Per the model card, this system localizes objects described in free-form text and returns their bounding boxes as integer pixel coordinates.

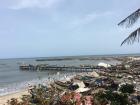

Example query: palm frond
[121,27,140,46]
[118,9,140,27]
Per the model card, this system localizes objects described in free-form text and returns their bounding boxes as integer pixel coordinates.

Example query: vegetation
[118,9,140,45]
[94,90,131,105]
[6,84,134,105]
[94,90,108,105]
[7,84,93,105]
[119,84,134,94]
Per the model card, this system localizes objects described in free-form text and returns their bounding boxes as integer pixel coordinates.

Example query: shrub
[119,84,134,94]
[94,90,131,105]
[105,91,130,105]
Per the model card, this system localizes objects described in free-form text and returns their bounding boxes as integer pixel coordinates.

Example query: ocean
[0,54,138,96]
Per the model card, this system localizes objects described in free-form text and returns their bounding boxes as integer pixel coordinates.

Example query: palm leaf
[118,9,140,27]
[121,27,140,46]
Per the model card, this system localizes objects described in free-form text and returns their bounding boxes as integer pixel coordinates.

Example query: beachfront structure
[19,64,107,72]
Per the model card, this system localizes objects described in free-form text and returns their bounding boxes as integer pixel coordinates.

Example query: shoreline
[1,59,140,105]
[1,56,139,104]
[0,89,29,105]
[0,72,77,95]
[0,72,81,105]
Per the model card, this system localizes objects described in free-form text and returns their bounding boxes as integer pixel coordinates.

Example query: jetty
[19,64,106,72]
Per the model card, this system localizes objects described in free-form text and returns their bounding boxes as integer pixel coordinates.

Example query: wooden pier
[19,64,105,72]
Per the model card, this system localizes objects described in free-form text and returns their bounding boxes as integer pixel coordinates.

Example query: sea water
[0,54,128,96]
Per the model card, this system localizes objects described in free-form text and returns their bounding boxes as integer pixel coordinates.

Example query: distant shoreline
[0,53,140,60]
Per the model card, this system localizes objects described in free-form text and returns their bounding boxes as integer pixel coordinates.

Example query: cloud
[70,11,113,28]
[10,0,64,10]
[71,13,98,26]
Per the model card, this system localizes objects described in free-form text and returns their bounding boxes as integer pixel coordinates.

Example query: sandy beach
[0,90,29,105]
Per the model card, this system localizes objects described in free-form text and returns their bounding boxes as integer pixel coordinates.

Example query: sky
[0,0,140,58]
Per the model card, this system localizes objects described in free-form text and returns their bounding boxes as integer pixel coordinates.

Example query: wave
[0,72,77,96]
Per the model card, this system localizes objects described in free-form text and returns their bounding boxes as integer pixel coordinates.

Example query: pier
[19,64,105,72]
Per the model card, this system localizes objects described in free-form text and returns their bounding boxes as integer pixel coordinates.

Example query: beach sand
[0,74,78,105]
[0,90,29,105]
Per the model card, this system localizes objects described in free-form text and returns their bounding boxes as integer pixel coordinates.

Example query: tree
[118,9,140,45]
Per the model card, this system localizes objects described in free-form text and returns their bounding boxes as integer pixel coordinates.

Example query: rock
[90,71,99,77]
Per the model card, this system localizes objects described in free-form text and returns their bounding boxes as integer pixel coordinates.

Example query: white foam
[0,72,78,96]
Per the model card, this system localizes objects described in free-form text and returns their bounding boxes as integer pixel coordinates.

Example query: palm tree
[118,9,140,45]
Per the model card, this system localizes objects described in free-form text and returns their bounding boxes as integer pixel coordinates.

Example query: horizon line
[1,53,140,60]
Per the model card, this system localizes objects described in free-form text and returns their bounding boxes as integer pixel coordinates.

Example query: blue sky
[0,0,140,58]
